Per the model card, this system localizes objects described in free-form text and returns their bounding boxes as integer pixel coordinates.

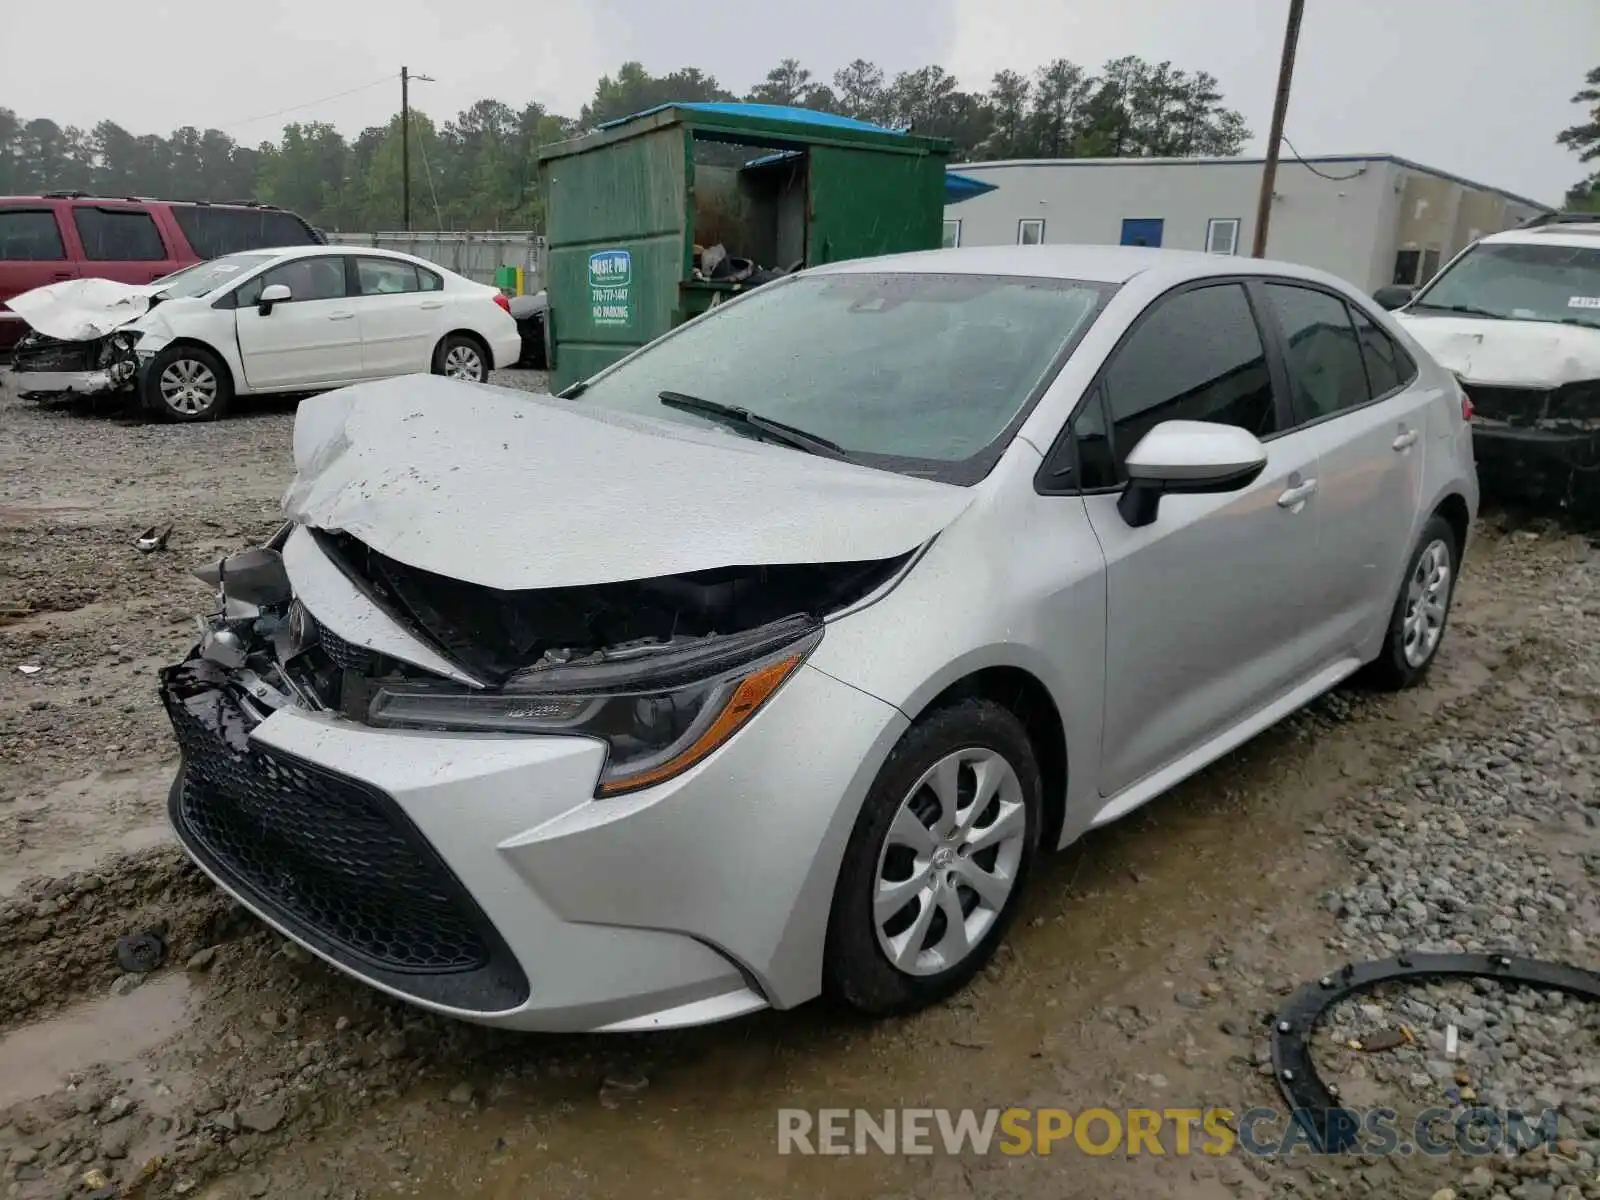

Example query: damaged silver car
[161,246,1479,1033]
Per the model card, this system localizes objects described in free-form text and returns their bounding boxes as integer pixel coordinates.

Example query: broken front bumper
[10,329,139,397]
[10,363,135,397]
[1467,381,1600,516]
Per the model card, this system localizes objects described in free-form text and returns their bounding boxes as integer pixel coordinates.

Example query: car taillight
[1460,390,1474,421]
[493,292,511,314]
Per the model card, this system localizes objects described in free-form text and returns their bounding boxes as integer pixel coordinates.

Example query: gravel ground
[0,371,1597,1200]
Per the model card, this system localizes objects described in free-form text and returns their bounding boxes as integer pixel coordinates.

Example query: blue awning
[944,172,998,204]
[600,101,905,134]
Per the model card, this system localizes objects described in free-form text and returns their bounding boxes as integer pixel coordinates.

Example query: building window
[1419,247,1441,283]
[1205,218,1241,256]
[942,219,961,249]
[1017,218,1045,246]
[1392,249,1422,286]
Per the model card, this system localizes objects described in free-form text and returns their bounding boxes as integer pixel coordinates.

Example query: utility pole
[400,66,434,231]
[1252,0,1306,258]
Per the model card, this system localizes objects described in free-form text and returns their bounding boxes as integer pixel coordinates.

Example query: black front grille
[160,659,529,1011]
[1468,385,1555,425]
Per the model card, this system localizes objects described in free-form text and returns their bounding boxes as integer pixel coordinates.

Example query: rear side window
[0,209,66,261]
[1100,283,1276,477]
[1262,283,1370,422]
[72,207,166,261]
[1348,306,1416,398]
[171,206,319,259]
[355,258,420,295]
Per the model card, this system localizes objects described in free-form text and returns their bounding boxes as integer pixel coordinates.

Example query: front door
[1254,281,1433,652]
[1120,218,1165,248]
[233,256,363,389]
[1079,281,1330,796]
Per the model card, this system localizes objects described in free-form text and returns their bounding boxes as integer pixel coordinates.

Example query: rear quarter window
[171,206,319,259]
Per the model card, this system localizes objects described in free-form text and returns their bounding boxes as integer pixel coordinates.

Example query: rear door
[66,203,178,285]
[1254,281,1430,654]
[232,256,363,388]
[0,203,77,349]
[349,256,443,376]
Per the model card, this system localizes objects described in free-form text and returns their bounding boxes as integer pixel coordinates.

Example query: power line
[216,75,395,136]
[1280,133,1366,181]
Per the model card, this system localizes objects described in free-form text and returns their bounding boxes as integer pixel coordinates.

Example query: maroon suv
[0,194,324,352]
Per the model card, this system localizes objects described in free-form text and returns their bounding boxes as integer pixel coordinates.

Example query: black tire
[824,698,1043,1017]
[432,334,490,382]
[143,343,233,422]
[1361,514,1459,691]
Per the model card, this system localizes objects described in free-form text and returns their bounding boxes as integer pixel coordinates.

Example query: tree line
[1560,65,1600,211]
[0,55,1250,232]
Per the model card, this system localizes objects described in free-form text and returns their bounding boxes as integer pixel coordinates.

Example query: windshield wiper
[1412,301,1504,319]
[658,391,847,459]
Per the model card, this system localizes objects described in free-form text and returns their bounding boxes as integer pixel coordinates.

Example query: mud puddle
[0,973,194,1109]
[0,766,174,897]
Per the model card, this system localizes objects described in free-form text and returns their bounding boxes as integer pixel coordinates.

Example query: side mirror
[258,283,292,315]
[1372,284,1416,311]
[1117,420,1268,529]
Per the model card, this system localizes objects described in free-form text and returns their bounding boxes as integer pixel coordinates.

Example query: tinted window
[1349,306,1414,397]
[576,272,1111,481]
[1071,386,1117,490]
[72,207,166,261]
[0,209,65,261]
[235,257,347,306]
[419,267,442,291]
[355,258,419,295]
[1101,284,1275,474]
[1264,284,1370,422]
[171,206,318,258]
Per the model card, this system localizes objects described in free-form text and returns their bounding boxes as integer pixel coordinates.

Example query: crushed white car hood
[282,375,975,590]
[5,277,172,341]
[1396,312,1600,388]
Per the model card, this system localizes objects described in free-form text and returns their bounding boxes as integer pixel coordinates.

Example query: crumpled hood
[1396,312,1600,388]
[6,277,173,341]
[282,375,976,590]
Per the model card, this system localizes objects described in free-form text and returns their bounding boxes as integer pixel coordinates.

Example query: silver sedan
[161,244,1478,1031]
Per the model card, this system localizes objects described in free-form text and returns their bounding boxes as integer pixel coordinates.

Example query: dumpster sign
[588,249,633,327]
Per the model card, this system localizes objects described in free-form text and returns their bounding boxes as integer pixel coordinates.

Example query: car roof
[1476,226,1600,252]
[808,243,1356,291]
[260,244,427,265]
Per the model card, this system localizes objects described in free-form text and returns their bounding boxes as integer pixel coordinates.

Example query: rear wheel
[824,699,1042,1017]
[1362,514,1458,690]
[145,344,232,422]
[433,334,489,382]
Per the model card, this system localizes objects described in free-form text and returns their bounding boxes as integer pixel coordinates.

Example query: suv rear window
[0,209,65,260]
[72,207,167,261]
[171,206,319,259]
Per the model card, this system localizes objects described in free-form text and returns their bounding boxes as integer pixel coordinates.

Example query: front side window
[1017,219,1045,246]
[1097,283,1276,480]
[72,207,166,261]
[355,258,420,296]
[1263,283,1371,423]
[1411,240,1600,328]
[574,271,1112,483]
[235,257,347,306]
[0,209,65,260]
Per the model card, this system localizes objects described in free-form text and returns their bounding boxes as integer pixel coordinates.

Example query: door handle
[419,301,444,310]
[52,271,72,279]
[328,311,355,321]
[1392,429,1418,450]
[1277,479,1318,509]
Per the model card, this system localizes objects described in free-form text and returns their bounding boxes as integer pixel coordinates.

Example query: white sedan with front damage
[5,246,521,421]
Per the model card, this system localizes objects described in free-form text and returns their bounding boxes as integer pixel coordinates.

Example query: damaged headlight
[366,617,823,796]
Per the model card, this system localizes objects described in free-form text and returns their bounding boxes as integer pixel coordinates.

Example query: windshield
[1412,240,1600,328]
[154,252,281,299]
[574,271,1112,483]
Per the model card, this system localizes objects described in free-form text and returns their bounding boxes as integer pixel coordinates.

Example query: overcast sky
[2,0,1593,205]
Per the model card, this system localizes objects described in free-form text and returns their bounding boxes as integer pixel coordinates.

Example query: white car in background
[7,245,521,422]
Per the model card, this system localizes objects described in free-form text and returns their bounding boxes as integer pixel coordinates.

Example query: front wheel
[433,334,489,382]
[144,344,233,422]
[1362,514,1459,690]
[824,699,1042,1017]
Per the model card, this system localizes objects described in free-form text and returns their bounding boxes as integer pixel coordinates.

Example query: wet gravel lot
[0,372,1597,1200]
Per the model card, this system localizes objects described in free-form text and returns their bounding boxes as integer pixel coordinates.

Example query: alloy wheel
[1402,538,1452,667]
[872,747,1028,977]
[443,344,484,380]
[160,359,219,416]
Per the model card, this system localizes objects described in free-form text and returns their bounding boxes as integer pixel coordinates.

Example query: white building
[941,155,1552,294]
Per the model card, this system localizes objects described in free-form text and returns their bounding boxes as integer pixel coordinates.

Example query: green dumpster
[536,101,953,392]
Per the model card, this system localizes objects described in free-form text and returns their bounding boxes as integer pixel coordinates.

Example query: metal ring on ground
[1269,952,1600,1153]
